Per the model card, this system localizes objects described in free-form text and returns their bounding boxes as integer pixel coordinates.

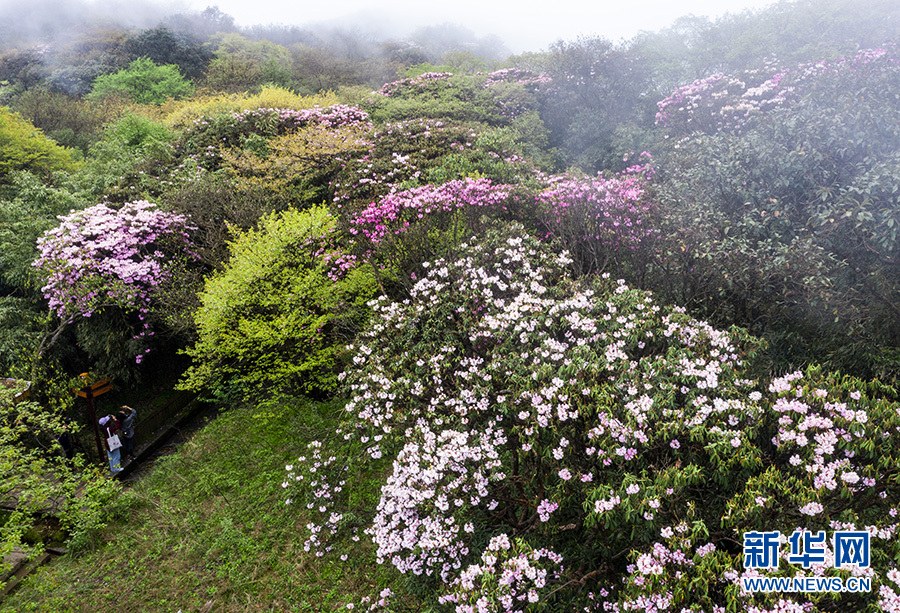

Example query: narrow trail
[2,401,221,599]
[117,401,221,483]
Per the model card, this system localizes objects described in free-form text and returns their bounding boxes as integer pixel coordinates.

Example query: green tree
[87,58,192,105]
[204,33,292,92]
[179,206,377,401]
[123,27,212,80]
[0,107,78,181]
[513,37,654,173]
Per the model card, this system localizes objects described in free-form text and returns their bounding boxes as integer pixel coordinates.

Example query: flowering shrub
[32,201,194,360]
[329,119,483,209]
[284,225,899,611]
[377,72,455,97]
[220,122,373,204]
[178,104,372,170]
[655,47,900,137]
[341,174,540,295]
[366,71,543,128]
[480,69,552,122]
[654,70,778,134]
[438,536,565,611]
[652,46,900,379]
[348,177,513,245]
[538,154,656,275]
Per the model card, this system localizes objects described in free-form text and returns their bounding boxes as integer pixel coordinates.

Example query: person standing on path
[118,405,137,462]
[99,414,122,474]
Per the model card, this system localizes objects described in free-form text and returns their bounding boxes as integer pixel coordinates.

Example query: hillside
[1,1,900,611]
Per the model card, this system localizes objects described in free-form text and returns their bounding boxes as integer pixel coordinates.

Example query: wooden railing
[132,390,196,446]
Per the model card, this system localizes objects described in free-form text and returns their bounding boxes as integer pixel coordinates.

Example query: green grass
[2,396,412,613]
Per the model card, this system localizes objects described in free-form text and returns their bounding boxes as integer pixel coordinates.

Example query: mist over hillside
[3,1,900,612]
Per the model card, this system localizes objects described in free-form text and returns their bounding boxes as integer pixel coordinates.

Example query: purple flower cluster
[368,422,506,579]
[538,156,657,271]
[656,46,900,136]
[349,178,512,245]
[377,72,455,97]
[33,201,193,326]
[438,536,564,612]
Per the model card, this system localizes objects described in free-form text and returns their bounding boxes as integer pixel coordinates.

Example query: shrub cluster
[283,224,900,611]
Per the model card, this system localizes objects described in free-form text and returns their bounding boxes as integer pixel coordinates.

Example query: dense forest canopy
[1,1,900,612]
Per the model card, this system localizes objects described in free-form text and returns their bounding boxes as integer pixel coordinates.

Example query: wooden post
[74,374,113,463]
[85,387,104,461]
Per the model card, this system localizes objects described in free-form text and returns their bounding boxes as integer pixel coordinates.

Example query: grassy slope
[3,397,408,613]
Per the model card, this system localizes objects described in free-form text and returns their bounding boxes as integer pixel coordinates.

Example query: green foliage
[69,139,144,202]
[154,175,283,335]
[653,49,900,380]
[0,171,87,293]
[291,45,363,94]
[10,89,107,153]
[0,107,78,181]
[0,396,406,613]
[0,386,120,570]
[87,58,193,105]
[0,297,43,376]
[103,112,173,149]
[179,206,377,401]
[204,33,293,93]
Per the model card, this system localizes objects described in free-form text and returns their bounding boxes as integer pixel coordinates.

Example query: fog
[0,0,780,54]
[0,0,184,47]
[178,0,781,52]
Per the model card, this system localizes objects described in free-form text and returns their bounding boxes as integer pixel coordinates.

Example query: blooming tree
[652,46,900,379]
[538,155,657,275]
[348,177,513,245]
[284,225,899,611]
[655,47,899,137]
[33,200,194,362]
